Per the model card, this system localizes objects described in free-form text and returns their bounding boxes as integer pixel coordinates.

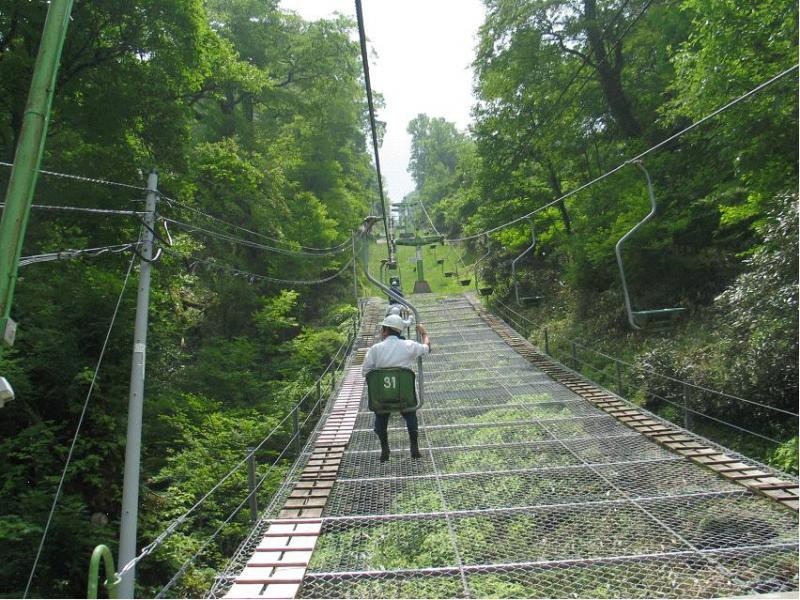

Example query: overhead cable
[0,203,145,216]
[0,160,149,192]
[165,245,360,286]
[417,199,442,237]
[355,0,392,257]
[163,217,352,258]
[189,254,357,286]
[23,255,137,599]
[19,242,141,268]
[160,195,353,254]
[449,63,799,243]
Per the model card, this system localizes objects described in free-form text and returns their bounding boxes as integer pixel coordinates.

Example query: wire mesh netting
[297,294,798,599]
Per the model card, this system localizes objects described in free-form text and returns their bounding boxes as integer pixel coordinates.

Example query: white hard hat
[382,314,406,332]
[388,305,402,316]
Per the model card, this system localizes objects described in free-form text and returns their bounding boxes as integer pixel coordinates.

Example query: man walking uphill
[362,314,431,461]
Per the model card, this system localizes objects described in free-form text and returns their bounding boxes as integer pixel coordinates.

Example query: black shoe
[378,433,390,462]
[409,432,421,459]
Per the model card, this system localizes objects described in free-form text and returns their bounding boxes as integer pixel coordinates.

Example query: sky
[280,0,486,204]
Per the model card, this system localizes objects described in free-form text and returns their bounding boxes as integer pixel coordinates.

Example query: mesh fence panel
[289,294,797,598]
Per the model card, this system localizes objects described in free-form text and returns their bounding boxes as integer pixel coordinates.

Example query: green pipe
[87,545,120,599]
[0,0,74,351]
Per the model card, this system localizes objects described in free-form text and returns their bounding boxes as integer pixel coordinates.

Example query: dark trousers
[373,411,418,437]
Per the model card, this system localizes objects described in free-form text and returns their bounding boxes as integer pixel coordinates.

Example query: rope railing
[156,439,299,599]
[114,310,363,588]
[487,298,796,456]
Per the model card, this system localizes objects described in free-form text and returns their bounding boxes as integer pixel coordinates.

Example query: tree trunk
[546,161,573,234]
[583,0,642,138]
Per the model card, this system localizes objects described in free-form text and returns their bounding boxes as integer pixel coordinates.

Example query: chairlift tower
[394,231,443,293]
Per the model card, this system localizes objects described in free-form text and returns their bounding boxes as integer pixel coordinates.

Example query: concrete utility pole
[0,0,74,363]
[352,231,359,303]
[118,171,158,598]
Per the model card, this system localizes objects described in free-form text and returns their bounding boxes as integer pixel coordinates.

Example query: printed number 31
[383,376,397,389]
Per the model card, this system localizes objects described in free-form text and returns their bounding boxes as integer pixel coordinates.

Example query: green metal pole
[87,545,120,599]
[0,0,74,353]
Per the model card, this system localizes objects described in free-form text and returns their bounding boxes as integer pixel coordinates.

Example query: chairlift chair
[511,218,544,306]
[473,236,494,296]
[614,161,687,330]
[366,368,422,414]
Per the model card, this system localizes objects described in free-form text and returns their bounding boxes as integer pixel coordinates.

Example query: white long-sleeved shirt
[361,334,430,375]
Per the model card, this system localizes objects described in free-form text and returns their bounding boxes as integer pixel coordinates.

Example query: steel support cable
[19,242,142,267]
[116,410,299,579]
[159,195,354,254]
[164,246,359,286]
[208,323,363,599]
[23,254,137,599]
[645,390,785,446]
[354,0,392,259]
[163,217,354,258]
[448,64,800,243]
[355,413,609,435]
[164,320,363,597]
[116,327,358,581]
[534,325,791,478]
[0,202,146,216]
[344,431,641,455]
[417,198,442,237]
[0,160,149,191]
[336,455,681,485]
[567,338,800,418]
[490,297,800,419]
[156,439,298,599]
[318,489,745,524]
[297,541,799,580]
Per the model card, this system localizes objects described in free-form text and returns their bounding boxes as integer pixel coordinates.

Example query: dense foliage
[0,1,376,597]
[0,0,796,597]
[403,0,797,467]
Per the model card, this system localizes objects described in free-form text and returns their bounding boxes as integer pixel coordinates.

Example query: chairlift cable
[448,64,799,243]
[355,0,392,259]
[163,217,351,258]
[160,195,352,254]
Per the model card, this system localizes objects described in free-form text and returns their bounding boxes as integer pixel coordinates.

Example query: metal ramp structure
[211,294,798,600]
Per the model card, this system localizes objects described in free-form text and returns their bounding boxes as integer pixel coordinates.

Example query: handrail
[359,224,425,405]
[111,303,361,584]
[511,218,537,306]
[614,160,656,330]
[87,545,120,599]
[490,298,799,419]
